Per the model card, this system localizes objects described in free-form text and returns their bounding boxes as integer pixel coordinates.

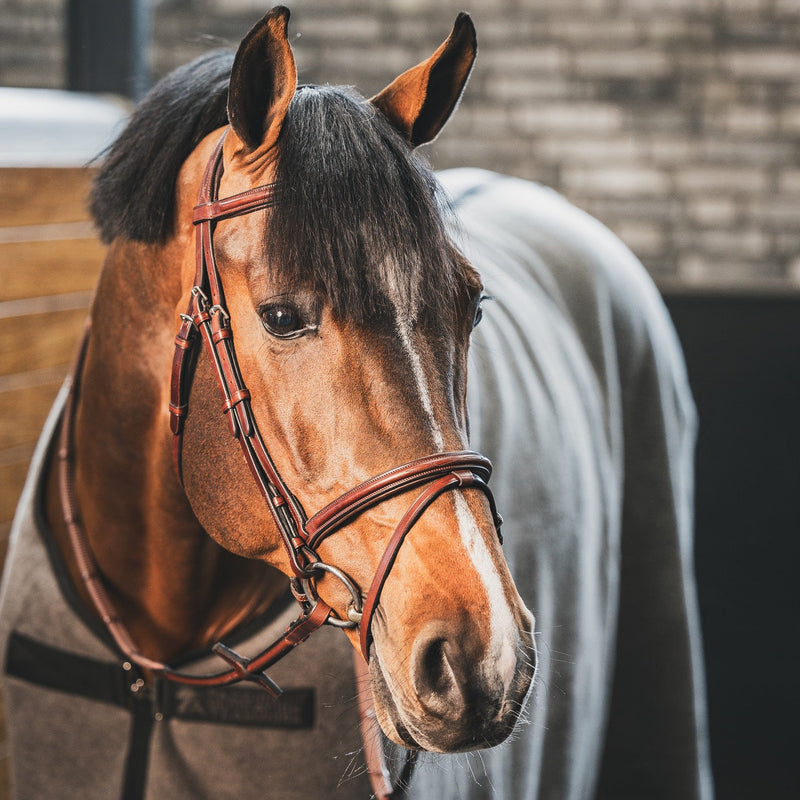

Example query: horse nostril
[421,638,450,693]
[412,635,466,716]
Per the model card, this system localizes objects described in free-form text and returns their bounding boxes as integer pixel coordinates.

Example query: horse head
[172,7,534,753]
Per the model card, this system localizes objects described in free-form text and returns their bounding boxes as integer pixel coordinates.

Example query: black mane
[91,55,466,325]
[91,51,233,244]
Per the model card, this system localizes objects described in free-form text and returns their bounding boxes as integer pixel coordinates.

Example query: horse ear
[370,12,476,147]
[227,6,297,154]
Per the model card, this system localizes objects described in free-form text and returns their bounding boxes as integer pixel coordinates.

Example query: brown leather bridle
[60,131,503,702]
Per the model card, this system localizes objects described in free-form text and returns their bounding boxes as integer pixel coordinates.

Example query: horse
[0,7,712,800]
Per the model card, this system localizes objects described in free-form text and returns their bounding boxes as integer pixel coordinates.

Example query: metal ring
[302,562,363,629]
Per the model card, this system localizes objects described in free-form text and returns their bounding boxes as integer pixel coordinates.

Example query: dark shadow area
[664,290,800,800]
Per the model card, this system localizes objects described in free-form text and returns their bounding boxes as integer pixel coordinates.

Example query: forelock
[264,85,464,326]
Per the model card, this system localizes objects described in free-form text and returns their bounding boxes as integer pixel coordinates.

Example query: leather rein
[60,130,503,702]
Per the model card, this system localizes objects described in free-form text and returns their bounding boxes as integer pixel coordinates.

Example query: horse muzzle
[369,612,536,753]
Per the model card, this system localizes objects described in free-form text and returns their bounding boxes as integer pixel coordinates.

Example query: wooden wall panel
[0,376,65,450]
[0,168,95,226]
[0,166,104,538]
[0,307,90,375]
[0,460,32,523]
[0,237,103,301]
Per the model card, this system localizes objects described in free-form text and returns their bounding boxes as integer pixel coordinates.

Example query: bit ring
[302,562,363,629]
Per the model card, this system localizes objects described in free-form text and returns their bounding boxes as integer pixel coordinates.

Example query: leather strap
[172,134,312,579]
[305,452,502,659]
[354,652,416,800]
[358,469,497,661]
[60,325,331,693]
[193,184,282,224]
[305,451,497,549]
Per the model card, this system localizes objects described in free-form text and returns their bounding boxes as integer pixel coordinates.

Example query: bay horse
[0,7,712,800]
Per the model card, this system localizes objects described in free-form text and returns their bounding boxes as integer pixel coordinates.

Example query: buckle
[211,642,283,697]
[191,285,210,310]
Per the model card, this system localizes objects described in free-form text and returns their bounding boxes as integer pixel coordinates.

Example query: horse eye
[260,303,304,338]
[473,295,488,328]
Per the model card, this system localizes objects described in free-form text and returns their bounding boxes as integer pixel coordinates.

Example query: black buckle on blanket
[211,641,283,696]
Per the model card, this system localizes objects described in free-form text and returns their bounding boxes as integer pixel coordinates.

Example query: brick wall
[0,0,64,88]
[3,0,800,288]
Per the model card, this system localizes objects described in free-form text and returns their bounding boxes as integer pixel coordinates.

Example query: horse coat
[0,169,712,799]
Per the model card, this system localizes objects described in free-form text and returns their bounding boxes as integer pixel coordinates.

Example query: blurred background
[1,1,798,798]
[5,0,800,287]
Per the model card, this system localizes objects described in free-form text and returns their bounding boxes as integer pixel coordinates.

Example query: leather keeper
[173,332,193,350]
[212,327,232,343]
[283,602,331,646]
[169,402,188,417]
[168,402,188,435]
[235,402,254,438]
[192,309,212,326]
[222,389,251,411]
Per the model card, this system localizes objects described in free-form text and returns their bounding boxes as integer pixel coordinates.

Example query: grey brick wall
[3,0,799,289]
[0,0,64,88]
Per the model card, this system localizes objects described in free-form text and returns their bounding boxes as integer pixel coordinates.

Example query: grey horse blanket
[0,383,371,799]
[0,169,712,799]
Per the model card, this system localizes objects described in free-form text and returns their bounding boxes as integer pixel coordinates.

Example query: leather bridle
[60,130,503,701]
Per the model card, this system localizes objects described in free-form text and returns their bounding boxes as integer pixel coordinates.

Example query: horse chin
[368,634,535,754]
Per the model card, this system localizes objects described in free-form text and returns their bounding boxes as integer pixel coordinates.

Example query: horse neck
[46,237,283,661]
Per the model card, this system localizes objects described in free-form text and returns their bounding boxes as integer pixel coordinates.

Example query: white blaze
[393,309,518,689]
[395,318,445,451]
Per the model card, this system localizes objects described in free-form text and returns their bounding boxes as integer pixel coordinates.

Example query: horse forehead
[210,225,463,342]
[335,316,463,389]
[211,212,268,276]
[206,153,281,268]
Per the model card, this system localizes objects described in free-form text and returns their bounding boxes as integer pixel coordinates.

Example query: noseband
[62,131,502,699]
